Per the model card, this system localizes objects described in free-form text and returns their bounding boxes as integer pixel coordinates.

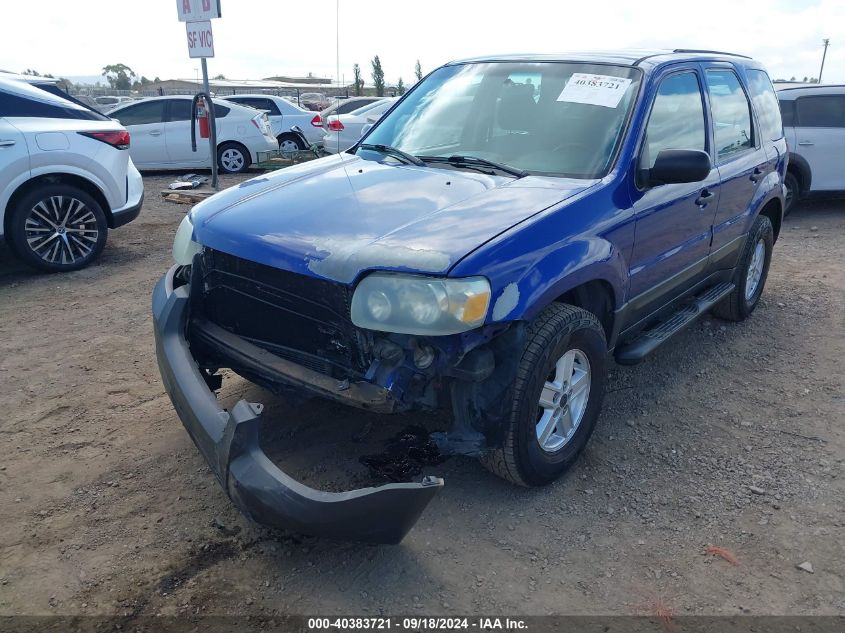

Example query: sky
[3,0,843,85]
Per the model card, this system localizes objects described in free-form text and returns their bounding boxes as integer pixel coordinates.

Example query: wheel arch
[4,173,114,239]
[758,197,783,243]
[787,152,812,197]
[494,239,626,348]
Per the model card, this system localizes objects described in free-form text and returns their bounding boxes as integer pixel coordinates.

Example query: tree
[371,55,385,97]
[213,74,227,80]
[397,77,406,95]
[789,76,796,81]
[23,69,41,76]
[415,59,422,82]
[352,63,364,96]
[102,64,136,90]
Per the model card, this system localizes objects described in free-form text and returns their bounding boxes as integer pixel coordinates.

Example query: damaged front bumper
[152,265,444,544]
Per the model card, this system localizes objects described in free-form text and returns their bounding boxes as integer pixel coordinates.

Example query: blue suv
[153,50,786,543]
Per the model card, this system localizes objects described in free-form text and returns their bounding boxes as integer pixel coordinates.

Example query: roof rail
[672,49,752,59]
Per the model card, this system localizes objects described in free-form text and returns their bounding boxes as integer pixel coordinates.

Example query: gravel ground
[0,172,843,619]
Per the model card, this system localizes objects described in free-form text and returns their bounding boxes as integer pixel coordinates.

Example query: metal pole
[818,38,830,83]
[336,0,340,93]
[201,57,219,190]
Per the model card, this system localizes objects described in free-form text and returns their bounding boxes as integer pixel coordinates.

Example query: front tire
[8,185,107,272]
[217,142,250,174]
[481,304,607,487]
[712,214,774,322]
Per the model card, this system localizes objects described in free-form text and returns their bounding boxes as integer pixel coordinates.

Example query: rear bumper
[152,266,443,544]
[111,161,144,228]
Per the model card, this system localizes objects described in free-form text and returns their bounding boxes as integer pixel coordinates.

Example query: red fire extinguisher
[196,101,210,139]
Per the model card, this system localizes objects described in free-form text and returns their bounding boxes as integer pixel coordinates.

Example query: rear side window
[165,100,231,122]
[705,69,754,160]
[796,96,845,128]
[113,101,166,125]
[641,72,706,169]
[779,99,796,127]
[746,70,784,141]
[336,100,374,115]
[230,97,279,115]
[0,90,108,121]
[168,99,192,121]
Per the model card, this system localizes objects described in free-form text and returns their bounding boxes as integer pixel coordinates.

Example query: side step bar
[615,282,735,365]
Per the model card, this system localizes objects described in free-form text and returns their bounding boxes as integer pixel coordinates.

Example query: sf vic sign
[177,0,220,59]
[176,0,221,22]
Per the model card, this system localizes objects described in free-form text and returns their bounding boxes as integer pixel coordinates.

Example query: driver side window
[642,72,707,170]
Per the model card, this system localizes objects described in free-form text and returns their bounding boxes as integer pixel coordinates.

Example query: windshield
[361,62,641,179]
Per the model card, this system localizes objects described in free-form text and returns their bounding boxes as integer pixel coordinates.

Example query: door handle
[750,167,764,183]
[149,130,162,137]
[797,141,814,146]
[695,189,715,208]
[0,139,15,147]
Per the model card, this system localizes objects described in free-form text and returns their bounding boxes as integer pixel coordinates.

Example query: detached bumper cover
[152,266,443,544]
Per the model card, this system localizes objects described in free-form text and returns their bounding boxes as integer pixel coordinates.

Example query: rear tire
[480,304,607,487]
[712,215,774,322]
[8,184,107,272]
[217,142,250,174]
[277,133,305,154]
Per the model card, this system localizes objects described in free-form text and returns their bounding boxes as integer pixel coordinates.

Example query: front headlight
[172,214,203,265]
[351,273,491,335]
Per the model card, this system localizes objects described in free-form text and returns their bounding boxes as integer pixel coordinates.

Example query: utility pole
[818,38,830,83]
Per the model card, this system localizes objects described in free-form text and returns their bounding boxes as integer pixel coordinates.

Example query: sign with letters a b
[177,0,221,22]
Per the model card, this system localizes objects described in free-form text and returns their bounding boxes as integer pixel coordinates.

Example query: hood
[190,154,596,283]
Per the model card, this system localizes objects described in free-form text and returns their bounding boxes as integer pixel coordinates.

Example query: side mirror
[360,123,373,136]
[646,149,712,186]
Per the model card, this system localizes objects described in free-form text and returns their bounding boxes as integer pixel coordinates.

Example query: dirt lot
[0,172,843,619]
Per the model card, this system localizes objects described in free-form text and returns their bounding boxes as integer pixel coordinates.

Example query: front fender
[487,237,627,324]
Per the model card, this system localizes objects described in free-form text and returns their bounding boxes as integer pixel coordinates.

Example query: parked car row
[107,96,278,173]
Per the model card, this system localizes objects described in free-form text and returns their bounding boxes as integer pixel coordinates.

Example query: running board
[615,282,735,365]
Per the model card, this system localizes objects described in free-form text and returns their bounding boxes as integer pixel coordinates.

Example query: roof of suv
[776,84,845,99]
[450,49,757,70]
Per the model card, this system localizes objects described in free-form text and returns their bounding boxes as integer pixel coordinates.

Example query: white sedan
[108,96,278,173]
[321,99,396,154]
[222,94,326,150]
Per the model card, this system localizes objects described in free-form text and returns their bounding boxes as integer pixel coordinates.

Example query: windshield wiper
[421,155,528,178]
[358,143,426,167]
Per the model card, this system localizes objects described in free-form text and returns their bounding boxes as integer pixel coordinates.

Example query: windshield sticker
[557,73,633,108]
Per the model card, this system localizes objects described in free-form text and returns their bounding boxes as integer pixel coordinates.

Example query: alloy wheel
[220,147,245,172]
[24,196,99,266]
[536,348,591,453]
[745,238,766,301]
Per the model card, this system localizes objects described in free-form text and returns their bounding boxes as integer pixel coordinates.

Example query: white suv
[0,76,144,272]
[108,96,278,173]
[777,84,845,214]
